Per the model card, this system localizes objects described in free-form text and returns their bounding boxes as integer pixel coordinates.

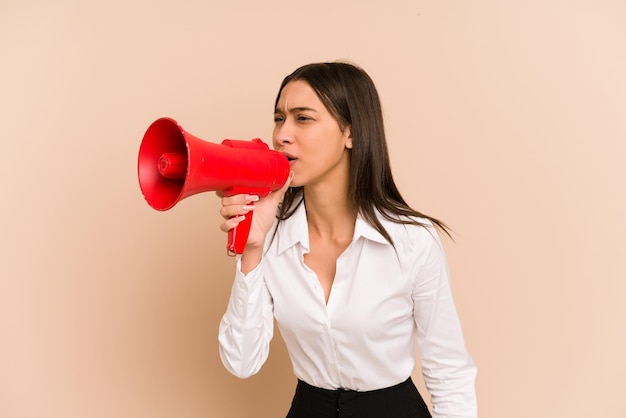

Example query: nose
[273,121,294,147]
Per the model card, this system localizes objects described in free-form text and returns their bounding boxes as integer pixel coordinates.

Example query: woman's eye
[297,115,312,122]
[273,115,284,123]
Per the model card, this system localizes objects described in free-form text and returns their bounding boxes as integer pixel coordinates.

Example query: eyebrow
[274,106,319,114]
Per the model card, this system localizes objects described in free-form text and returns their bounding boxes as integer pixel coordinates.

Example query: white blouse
[219,203,477,418]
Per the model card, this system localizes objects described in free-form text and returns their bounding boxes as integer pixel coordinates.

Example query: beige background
[1,1,625,417]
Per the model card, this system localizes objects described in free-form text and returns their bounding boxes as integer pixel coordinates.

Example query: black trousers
[286,377,431,418]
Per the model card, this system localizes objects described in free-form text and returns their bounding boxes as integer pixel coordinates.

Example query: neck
[303,183,357,241]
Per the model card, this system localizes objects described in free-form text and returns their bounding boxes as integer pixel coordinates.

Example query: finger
[219,204,255,220]
[219,215,246,232]
[221,194,260,207]
[267,171,294,204]
[281,171,295,192]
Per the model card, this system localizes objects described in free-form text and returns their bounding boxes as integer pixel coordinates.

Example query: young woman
[216,62,477,418]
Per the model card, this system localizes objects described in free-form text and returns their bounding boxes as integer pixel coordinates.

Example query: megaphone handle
[227,206,254,256]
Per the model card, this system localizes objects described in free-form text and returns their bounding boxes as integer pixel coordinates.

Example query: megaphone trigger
[227,208,254,256]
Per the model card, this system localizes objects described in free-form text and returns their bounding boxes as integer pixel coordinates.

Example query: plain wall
[1,1,625,417]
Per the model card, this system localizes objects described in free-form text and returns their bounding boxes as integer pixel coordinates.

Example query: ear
[343,126,352,149]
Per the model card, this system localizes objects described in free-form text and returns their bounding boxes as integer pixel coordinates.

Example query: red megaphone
[137,117,290,255]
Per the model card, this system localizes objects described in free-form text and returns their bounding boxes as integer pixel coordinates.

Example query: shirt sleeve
[218,256,275,378]
[412,230,478,418]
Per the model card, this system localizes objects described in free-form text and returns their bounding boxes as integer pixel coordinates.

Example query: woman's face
[273,80,352,188]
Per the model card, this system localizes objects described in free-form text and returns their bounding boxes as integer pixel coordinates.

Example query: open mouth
[283,153,297,164]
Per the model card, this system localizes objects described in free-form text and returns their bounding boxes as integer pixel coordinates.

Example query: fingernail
[247,195,259,202]
[242,205,255,211]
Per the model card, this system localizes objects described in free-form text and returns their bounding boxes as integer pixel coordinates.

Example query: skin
[219,80,355,303]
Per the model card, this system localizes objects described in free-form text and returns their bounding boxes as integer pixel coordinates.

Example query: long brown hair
[274,62,451,245]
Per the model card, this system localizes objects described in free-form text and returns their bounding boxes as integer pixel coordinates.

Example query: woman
[217,62,477,418]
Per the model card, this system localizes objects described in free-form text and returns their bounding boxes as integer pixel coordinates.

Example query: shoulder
[378,212,440,246]
[373,214,452,293]
[376,212,447,266]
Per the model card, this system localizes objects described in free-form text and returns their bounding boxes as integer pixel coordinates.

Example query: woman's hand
[217,172,293,269]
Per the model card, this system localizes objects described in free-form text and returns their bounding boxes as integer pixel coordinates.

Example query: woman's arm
[216,174,292,376]
[218,257,275,378]
[412,230,478,418]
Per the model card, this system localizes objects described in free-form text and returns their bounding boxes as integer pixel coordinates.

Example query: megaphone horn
[137,117,290,255]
